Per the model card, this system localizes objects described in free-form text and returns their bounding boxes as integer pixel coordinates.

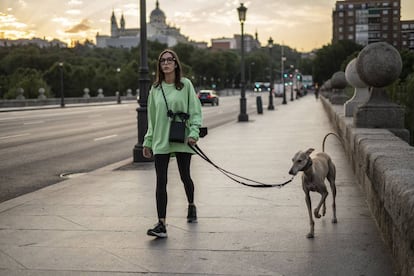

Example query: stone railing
[0,87,138,108]
[321,42,413,276]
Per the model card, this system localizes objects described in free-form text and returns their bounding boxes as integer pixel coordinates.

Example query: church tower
[120,14,125,32]
[111,11,119,37]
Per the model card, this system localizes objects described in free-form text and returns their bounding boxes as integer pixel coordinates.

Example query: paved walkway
[0,95,396,275]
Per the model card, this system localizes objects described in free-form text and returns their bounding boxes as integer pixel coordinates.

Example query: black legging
[154,152,194,219]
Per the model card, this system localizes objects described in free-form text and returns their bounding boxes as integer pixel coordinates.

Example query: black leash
[189,144,294,188]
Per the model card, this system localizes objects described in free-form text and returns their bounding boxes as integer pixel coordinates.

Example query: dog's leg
[322,200,326,217]
[305,192,314,238]
[314,191,328,219]
[328,168,337,224]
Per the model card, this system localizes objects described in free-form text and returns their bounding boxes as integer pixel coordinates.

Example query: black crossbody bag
[160,84,207,143]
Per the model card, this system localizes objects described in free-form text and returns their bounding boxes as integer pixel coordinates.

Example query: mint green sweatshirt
[143,77,203,155]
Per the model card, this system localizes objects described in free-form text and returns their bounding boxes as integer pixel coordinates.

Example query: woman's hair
[154,49,184,90]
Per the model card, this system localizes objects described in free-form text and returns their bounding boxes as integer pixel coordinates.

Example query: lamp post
[58,62,65,108]
[116,67,121,104]
[248,62,255,89]
[237,3,248,122]
[281,45,287,104]
[267,37,275,110]
[290,64,294,101]
[133,0,152,162]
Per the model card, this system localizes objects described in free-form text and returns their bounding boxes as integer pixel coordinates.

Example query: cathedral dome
[150,1,166,25]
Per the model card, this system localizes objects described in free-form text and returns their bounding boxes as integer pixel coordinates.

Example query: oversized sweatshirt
[143,77,203,155]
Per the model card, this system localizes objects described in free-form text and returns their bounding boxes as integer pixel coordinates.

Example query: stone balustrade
[0,87,138,108]
[322,42,413,276]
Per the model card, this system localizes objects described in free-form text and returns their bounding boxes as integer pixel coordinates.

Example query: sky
[1,0,414,52]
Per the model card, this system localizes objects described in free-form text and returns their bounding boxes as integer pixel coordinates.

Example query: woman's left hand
[188,137,197,146]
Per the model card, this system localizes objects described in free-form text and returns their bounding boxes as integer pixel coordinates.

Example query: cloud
[65,18,91,33]
[68,0,82,6]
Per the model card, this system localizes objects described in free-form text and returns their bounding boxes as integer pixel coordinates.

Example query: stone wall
[0,96,137,108]
[321,97,414,276]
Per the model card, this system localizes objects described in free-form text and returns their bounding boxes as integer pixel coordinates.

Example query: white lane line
[23,121,45,125]
[0,133,31,140]
[94,134,118,141]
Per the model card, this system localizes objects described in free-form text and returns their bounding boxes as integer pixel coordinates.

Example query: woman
[143,49,202,238]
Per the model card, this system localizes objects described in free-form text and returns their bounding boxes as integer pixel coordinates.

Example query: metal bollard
[116,91,121,104]
[256,96,263,114]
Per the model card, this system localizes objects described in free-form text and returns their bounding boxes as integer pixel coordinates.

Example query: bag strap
[189,144,294,188]
[159,84,173,118]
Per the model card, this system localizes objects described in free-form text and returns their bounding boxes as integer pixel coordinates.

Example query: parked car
[198,90,219,106]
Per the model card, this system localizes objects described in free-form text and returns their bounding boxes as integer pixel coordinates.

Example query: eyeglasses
[159,57,175,64]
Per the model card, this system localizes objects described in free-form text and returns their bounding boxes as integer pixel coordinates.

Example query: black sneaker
[147,221,167,238]
[187,204,197,223]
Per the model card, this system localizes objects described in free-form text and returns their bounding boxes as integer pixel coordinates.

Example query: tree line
[0,40,305,99]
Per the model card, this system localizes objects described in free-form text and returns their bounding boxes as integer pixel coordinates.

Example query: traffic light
[296,74,302,81]
[289,73,293,79]
[283,73,288,78]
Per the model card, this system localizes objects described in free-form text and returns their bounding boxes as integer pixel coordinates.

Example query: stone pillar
[344,58,369,117]
[354,42,409,142]
[83,88,90,98]
[320,79,332,99]
[126,89,133,97]
[97,88,104,98]
[38,88,47,99]
[330,71,348,105]
[16,88,25,100]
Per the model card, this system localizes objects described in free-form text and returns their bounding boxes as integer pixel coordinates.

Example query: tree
[5,68,50,99]
[312,40,362,85]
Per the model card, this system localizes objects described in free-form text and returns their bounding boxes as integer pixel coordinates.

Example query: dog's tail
[322,132,344,152]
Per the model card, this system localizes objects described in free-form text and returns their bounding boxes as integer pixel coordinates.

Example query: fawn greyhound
[288,133,339,238]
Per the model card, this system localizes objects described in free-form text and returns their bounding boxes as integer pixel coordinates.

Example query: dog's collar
[302,158,313,171]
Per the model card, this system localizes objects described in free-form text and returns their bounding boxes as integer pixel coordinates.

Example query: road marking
[0,133,31,140]
[94,134,118,141]
[23,121,45,125]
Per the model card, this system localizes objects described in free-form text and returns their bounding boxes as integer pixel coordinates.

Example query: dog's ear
[305,148,315,156]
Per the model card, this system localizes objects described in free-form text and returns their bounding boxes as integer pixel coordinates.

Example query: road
[0,93,272,202]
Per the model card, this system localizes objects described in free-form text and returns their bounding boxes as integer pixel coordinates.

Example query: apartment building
[332,0,401,49]
[401,20,414,51]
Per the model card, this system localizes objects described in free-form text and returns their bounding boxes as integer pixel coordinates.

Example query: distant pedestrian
[143,49,203,238]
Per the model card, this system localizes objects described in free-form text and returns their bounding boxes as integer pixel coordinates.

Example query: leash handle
[189,144,294,188]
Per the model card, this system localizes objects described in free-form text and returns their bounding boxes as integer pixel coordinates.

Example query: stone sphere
[356,42,402,87]
[322,79,332,90]
[345,58,367,88]
[331,71,347,89]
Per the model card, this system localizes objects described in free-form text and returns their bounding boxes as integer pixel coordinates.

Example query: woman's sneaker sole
[147,231,167,238]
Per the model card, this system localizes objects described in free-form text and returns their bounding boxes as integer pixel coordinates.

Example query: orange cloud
[65,19,91,33]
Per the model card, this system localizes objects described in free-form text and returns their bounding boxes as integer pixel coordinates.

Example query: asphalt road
[0,93,271,202]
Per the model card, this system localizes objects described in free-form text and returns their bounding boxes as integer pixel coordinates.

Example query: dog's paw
[314,210,321,219]
[306,233,314,239]
[332,218,337,224]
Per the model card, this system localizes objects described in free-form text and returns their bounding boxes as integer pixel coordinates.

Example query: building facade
[401,20,414,51]
[332,0,402,49]
[96,1,190,48]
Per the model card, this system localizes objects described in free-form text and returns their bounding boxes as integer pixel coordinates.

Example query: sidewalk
[0,95,396,275]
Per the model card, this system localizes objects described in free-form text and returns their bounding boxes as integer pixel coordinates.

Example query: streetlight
[237,3,248,122]
[267,37,275,110]
[133,0,152,162]
[116,67,121,104]
[290,64,294,101]
[281,44,287,104]
[248,62,255,89]
[58,62,65,108]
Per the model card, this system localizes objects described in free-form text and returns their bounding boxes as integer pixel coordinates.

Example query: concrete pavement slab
[0,95,396,275]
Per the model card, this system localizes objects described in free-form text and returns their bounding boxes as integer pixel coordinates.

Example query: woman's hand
[187,137,197,146]
[143,147,153,158]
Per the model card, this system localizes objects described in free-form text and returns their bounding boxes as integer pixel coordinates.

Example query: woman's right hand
[143,147,153,159]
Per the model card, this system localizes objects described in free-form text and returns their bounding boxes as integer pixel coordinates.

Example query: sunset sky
[1,0,414,51]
